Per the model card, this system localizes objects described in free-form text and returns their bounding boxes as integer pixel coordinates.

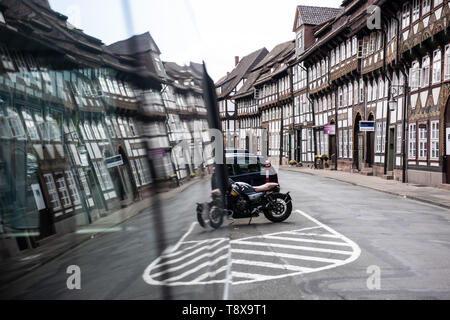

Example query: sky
[49,0,342,82]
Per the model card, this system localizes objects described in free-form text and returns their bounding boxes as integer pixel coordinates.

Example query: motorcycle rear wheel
[264,193,292,223]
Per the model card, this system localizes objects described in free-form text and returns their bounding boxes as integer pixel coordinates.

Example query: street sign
[324,125,336,135]
[105,155,124,169]
[360,121,375,132]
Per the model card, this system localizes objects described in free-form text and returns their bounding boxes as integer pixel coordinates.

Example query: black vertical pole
[202,63,228,207]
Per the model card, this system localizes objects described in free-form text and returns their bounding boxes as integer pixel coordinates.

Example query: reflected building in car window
[0,0,210,259]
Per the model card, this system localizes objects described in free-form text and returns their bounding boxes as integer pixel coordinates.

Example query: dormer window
[297,13,302,29]
[296,29,304,53]
[0,11,5,24]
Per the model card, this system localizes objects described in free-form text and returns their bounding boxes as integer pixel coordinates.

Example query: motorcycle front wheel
[264,193,292,223]
[196,203,207,228]
[209,206,224,229]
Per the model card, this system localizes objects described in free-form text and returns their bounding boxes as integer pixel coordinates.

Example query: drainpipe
[335,84,339,171]
[288,66,295,161]
[382,21,390,176]
[278,80,283,166]
[302,64,318,169]
[400,66,410,184]
[392,13,409,184]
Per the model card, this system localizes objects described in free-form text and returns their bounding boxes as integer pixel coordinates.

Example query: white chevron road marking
[143,209,361,286]
[232,240,354,255]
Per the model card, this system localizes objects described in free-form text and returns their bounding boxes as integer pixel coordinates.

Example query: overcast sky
[49,0,342,82]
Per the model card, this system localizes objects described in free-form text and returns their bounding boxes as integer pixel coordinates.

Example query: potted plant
[289,160,297,167]
[314,155,323,169]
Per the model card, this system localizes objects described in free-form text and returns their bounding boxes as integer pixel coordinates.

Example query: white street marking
[231,249,342,264]
[232,259,314,272]
[159,239,226,262]
[233,240,353,255]
[143,210,361,287]
[263,235,353,247]
[152,245,230,277]
[285,231,341,239]
[159,254,229,283]
[231,272,273,281]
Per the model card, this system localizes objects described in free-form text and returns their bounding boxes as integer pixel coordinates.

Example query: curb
[280,168,450,211]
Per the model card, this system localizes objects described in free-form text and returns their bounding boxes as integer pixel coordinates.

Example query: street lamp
[388,96,397,112]
[389,85,402,112]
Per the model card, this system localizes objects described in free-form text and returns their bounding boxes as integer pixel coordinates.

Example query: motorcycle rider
[210,166,233,197]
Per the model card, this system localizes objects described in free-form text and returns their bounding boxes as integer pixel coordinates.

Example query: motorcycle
[196,181,293,229]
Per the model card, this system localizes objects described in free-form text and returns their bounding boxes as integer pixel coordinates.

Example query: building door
[358,133,364,171]
[388,127,395,172]
[445,98,450,184]
[118,147,138,200]
[330,135,337,167]
[353,114,364,170]
[366,114,374,167]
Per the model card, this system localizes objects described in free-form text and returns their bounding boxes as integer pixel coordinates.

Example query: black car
[225,153,278,186]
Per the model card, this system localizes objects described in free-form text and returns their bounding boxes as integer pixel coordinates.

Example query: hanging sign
[360,121,375,132]
[324,125,336,135]
[105,155,124,168]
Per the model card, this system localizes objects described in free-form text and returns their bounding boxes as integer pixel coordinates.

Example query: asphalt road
[2,170,450,300]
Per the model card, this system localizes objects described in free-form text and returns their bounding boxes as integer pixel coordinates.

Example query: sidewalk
[0,176,205,289]
[280,166,450,210]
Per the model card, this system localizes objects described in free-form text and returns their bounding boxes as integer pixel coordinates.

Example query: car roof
[225,153,258,158]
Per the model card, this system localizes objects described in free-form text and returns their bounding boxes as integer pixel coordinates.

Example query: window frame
[409,123,417,159]
[430,120,440,160]
[412,0,420,22]
[432,49,442,84]
[445,44,450,80]
[418,123,428,160]
[421,55,430,87]
[402,3,411,29]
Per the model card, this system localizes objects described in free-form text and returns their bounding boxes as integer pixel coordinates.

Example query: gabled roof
[252,40,294,71]
[233,69,262,100]
[301,1,368,62]
[0,0,162,89]
[31,0,51,10]
[293,5,341,31]
[189,62,203,77]
[163,61,203,93]
[252,40,295,87]
[215,47,268,99]
[108,32,161,56]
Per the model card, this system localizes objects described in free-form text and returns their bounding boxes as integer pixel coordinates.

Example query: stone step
[438,184,450,191]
